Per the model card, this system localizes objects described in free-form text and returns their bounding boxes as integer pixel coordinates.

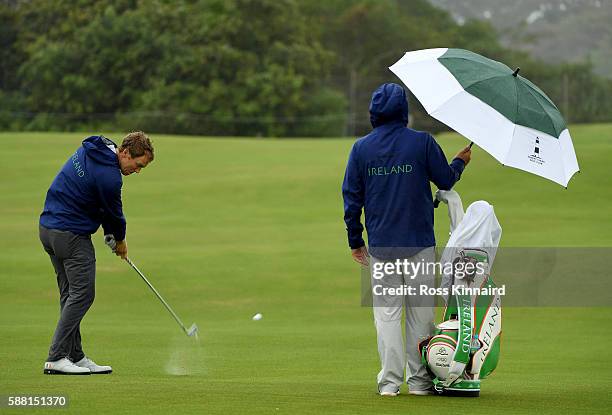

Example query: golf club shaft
[125,257,189,335]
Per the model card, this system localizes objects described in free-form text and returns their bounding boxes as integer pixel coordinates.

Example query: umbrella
[389,48,579,187]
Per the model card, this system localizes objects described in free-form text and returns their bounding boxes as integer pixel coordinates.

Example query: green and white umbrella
[389,48,579,187]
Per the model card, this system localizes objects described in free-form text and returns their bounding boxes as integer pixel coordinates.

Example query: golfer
[39,132,154,375]
[342,83,470,395]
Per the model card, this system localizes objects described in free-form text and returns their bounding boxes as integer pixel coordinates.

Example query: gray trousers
[39,225,96,362]
[370,247,435,393]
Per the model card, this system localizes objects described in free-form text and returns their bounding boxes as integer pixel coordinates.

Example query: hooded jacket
[40,135,126,241]
[342,83,465,255]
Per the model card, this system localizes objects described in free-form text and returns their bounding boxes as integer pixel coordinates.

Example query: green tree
[0,3,25,129]
[2,0,611,136]
[15,0,343,136]
[303,0,478,135]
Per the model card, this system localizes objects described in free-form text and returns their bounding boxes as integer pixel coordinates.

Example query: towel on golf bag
[436,190,502,297]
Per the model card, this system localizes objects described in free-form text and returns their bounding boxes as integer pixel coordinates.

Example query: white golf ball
[252,313,263,321]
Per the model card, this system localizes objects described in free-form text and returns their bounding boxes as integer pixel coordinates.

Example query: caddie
[342,83,470,396]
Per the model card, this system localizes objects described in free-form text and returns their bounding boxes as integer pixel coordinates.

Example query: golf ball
[252,313,263,321]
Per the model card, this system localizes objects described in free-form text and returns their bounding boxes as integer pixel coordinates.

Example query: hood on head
[82,135,119,167]
[369,83,409,128]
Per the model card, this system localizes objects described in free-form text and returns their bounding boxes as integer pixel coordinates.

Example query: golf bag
[419,190,502,397]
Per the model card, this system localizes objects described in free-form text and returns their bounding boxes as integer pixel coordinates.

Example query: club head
[186,323,199,337]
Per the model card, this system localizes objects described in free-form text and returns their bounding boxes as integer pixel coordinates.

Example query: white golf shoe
[74,357,112,374]
[43,358,91,375]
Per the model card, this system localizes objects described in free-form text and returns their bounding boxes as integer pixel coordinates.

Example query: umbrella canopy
[389,48,579,187]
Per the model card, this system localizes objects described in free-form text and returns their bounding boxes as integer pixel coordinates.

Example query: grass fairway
[1,125,611,414]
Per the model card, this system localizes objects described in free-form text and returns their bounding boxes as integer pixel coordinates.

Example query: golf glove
[104,234,117,252]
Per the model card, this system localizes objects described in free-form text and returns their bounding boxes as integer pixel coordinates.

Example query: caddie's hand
[351,246,369,266]
[114,240,128,260]
[104,234,117,252]
[454,145,472,166]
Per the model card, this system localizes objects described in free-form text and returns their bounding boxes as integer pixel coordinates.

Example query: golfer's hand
[115,240,128,260]
[351,246,369,266]
[455,146,472,166]
[104,234,117,252]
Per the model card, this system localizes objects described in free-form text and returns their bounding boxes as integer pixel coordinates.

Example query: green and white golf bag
[419,190,502,397]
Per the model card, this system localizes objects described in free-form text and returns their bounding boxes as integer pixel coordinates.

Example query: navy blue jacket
[342,83,465,253]
[40,135,126,241]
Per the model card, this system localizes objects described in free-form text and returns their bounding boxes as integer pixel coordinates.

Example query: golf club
[125,257,198,338]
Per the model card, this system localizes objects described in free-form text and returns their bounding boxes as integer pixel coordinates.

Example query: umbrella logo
[528,137,545,165]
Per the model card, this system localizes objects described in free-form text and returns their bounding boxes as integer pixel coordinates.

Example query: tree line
[1,0,610,137]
